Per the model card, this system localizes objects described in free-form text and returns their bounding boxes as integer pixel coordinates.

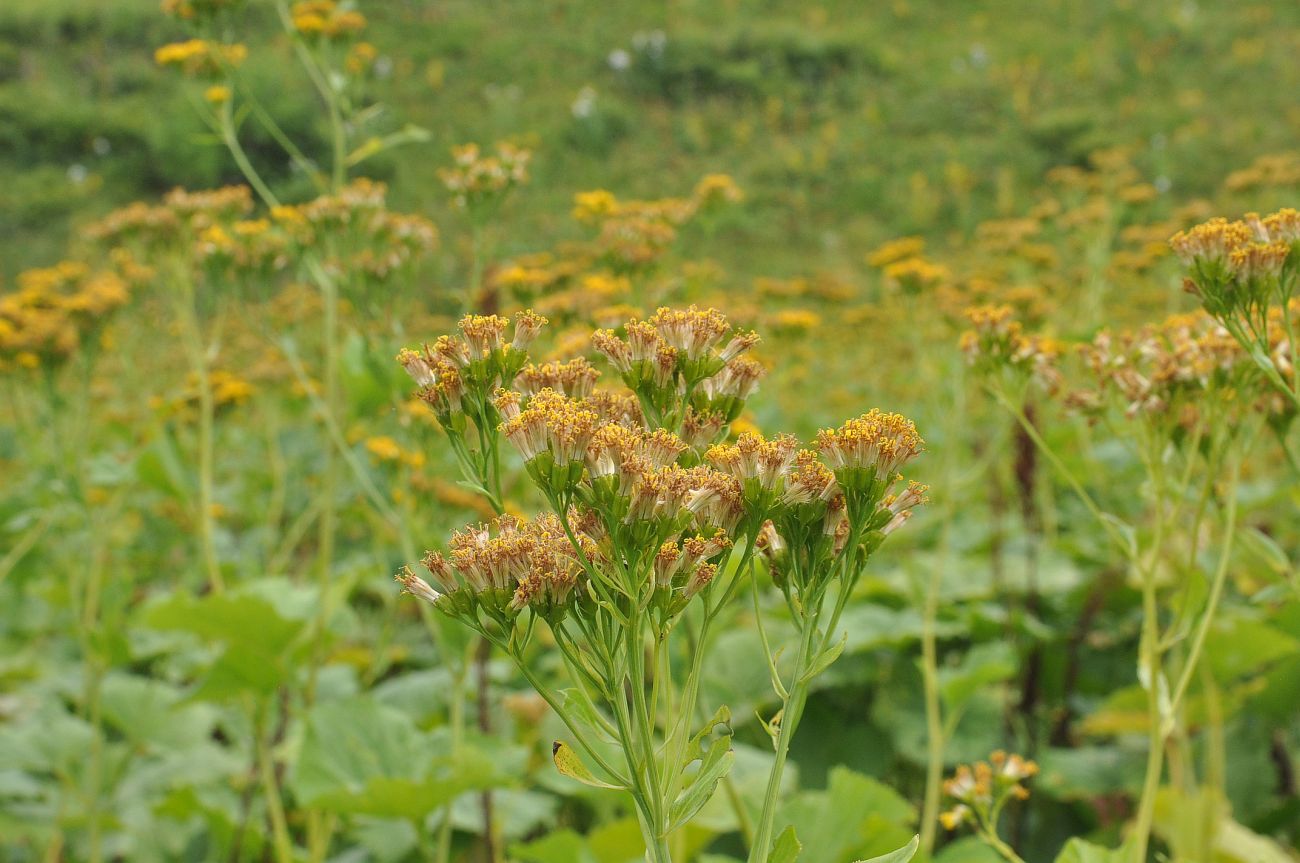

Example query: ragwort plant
[395,306,926,862]
[961,286,1293,861]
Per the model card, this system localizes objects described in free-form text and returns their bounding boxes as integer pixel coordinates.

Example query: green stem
[217,106,280,209]
[627,607,668,851]
[305,252,340,704]
[749,615,819,863]
[980,826,1028,863]
[172,271,225,595]
[1166,458,1241,721]
[1129,443,1172,863]
[918,559,945,856]
[436,646,470,863]
[1130,576,1163,863]
[993,387,1131,555]
[195,331,224,594]
[256,705,295,863]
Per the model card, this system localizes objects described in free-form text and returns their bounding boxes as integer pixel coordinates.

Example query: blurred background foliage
[1,1,1299,863]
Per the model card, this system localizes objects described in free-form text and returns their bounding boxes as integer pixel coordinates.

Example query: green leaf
[292,697,507,819]
[669,737,735,830]
[552,741,623,789]
[685,704,732,763]
[139,587,313,698]
[939,642,1017,713]
[1100,512,1137,559]
[1239,526,1293,576]
[934,837,1004,862]
[141,589,307,655]
[510,829,599,863]
[1153,786,1295,863]
[1052,838,1126,863]
[768,825,801,863]
[136,430,192,502]
[99,673,214,750]
[1203,614,1300,681]
[856,834,919,863]
[800,632,847,683]
[588,817,654,863]
[779,767,917,862]
[561,687,618,746]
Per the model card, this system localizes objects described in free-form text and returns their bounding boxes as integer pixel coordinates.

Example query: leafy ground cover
[1,2,1298,863]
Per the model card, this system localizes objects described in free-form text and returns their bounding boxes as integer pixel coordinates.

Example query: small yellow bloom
[365,435,404,463]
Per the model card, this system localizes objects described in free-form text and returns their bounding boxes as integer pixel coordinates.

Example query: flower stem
[918,559,945,855]
[749,615,819,863]
[1130,575,1163,863]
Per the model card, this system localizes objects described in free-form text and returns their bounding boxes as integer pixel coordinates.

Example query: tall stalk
[749,615,819,863]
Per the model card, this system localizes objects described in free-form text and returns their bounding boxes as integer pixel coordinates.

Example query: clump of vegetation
[0,2,1298,863]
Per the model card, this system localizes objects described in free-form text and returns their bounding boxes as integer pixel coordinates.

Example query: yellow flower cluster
[291,1,367,38]
[958,304,1064,391]
[154,39,247,76]
[161,0,243,21]
[691,173,744,208]
[406,513,589,615]
[345,41,378,75]
[814,409,925,483]
[274,180,439,279]
[866,236,926,268]
[492,178,742,325]
[867,234,950,295]
[1170,208,1299,328]
[940,751,1038,831]
[88,180,435,287]
[883,256,950,293]
[364,435,426,470]
[0,262,129,372]
[1068,306,1293,426]
[1223,152,1300,193]
[151,370,255,419]
[439,142,532,211]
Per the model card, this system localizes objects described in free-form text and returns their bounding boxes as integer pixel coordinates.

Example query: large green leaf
[139,587,312,698]
[291,697,507,820]
[510,829,599,863]
[1153,787,1295,863]
[99,673,215,750]
[1203,614,1300,682]
[779,767,916,863]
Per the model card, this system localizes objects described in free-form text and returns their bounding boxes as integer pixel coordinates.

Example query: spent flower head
[940,751,1038,832]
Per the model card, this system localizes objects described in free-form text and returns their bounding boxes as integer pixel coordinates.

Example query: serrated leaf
[856,835,919,863]
[552,741,622,789]
[685,705,732,763]
[669,738,734,830]
[769,825,801,863]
